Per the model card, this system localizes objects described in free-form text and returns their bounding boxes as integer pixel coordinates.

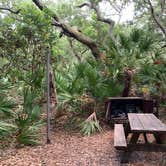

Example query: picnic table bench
[114,113,166,163]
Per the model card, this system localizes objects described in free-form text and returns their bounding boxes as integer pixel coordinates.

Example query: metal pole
[46,46,51,144]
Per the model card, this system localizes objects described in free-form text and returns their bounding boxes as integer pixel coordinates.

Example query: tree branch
[77,3,91,8]
[77,2,115,41]
[32,0,60,22]
[147,0,166,40]
[0,7,20,14]
[32,0,103,60]
[160,0,166,15]
[77,2,114,26]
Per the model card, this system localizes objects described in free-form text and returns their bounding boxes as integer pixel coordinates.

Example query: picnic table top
[128,113,166,134]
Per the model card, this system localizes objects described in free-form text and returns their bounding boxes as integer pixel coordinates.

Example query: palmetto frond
[0,121,17,136]
[0,96,15,117]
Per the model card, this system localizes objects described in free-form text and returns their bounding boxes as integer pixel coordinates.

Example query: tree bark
[50,66,58,110]
[122,69,133,97]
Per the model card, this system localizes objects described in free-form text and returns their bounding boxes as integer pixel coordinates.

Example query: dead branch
[86,112,98,122]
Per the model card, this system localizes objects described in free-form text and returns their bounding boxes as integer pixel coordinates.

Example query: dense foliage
[0,0,166,143]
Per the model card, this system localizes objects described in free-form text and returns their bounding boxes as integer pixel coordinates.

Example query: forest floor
[1,117,166,166]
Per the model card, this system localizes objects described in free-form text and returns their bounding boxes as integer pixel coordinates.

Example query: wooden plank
[128,113,144,131]
[128,113,166,133]
[105,102,111,122]
[128,143,166,152]
[147,114,166,131]
[137,114,166,133]
[114,124,127,150]
[137,114,155,131]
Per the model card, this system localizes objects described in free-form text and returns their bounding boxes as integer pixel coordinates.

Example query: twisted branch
[32,0,103,60]
[77,2,115,41]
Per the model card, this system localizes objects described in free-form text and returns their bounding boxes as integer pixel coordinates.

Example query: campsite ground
[0,120,166,166]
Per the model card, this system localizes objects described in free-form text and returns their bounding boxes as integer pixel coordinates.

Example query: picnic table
[114,113,166,163]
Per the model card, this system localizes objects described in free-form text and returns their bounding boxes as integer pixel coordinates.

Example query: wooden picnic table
[128,113,166,146]
[114,113,166,163]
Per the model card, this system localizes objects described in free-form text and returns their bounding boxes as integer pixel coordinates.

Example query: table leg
[124,123,131,138]
[130,133,140,144]
[154,135,161,144]
[143,133,148,143]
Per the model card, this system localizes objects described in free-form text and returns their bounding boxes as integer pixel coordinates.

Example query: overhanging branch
[77,1,115,41]
[77,2,114,26]
[32,0,60,22]
[32,0,103,60]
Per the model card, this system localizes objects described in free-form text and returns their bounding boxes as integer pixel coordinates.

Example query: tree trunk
[50,66,58,111]
[122,69,132,97]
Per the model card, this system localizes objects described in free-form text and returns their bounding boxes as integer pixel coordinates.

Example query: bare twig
[77,3,91,8]
[160,0,166,15]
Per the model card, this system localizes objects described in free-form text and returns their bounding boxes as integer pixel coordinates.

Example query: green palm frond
[0,121,17,136]
[16,121,43,145]
[30,105,41,121]
[130,28,142,43]
[23,87,37,113]
[80,120,102,136]
[119,33,130,50]
[0,96,15,117]
[14,87,42,146]
[139,36,154,52]
[54,70,69,92]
